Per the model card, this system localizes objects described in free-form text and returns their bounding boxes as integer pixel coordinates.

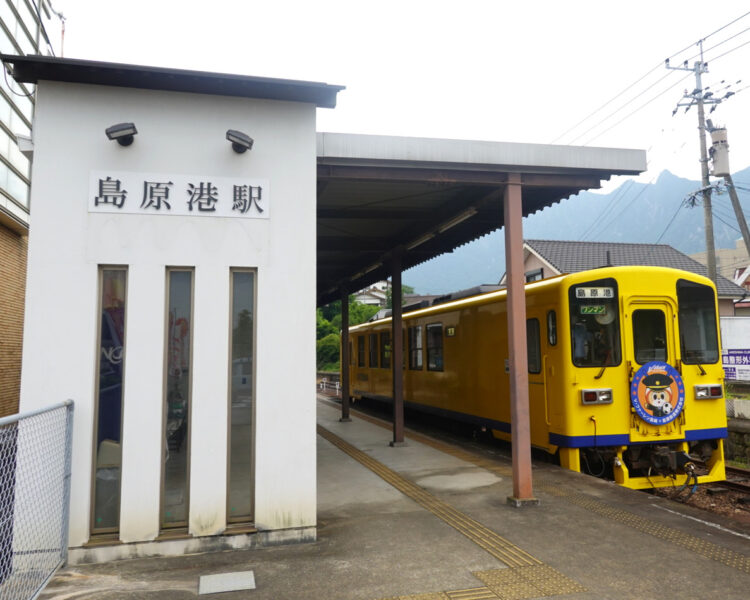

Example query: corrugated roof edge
[0,54,345,108]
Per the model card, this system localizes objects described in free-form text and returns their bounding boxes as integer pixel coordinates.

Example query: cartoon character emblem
[630,362,685,425]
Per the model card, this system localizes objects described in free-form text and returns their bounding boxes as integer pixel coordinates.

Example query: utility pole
[705,122,750,268]
[725,173,750,260]
[666,41,722,283]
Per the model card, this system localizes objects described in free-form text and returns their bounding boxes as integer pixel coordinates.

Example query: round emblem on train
[630,362,685,425]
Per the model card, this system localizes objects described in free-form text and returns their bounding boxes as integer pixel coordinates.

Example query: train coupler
[649,447,694,477]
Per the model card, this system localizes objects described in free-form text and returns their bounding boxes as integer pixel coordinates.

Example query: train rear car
[347,266,727,490]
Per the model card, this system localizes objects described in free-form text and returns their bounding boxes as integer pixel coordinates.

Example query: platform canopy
[316,133,646,306]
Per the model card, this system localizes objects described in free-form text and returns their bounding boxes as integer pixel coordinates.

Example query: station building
[2,54,645,562]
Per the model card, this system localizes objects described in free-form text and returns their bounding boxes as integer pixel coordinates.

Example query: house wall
[0,226,27,416]
[523,253,551,279]
[20,81,317,549]
[691,239,749,280]
[719,299,736,316]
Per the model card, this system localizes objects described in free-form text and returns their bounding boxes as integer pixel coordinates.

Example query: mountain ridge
[403,166,750,294]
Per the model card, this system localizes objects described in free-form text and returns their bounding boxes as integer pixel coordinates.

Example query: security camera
[226,129,254,154]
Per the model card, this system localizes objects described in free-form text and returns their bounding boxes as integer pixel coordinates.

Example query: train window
[547,310,557,346]
[677,279,719,364]
[380,331,391,368]
[357,336,365,367]
[403,330,407,369]
[369,333,379,368]
[408,326,423,370]
[426,324,444,372]
[569,278,621,368]
[349,341,353,366]
[633,310,667,364]
[527,319,541,373]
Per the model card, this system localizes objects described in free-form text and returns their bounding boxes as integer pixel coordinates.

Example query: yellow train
[347,266,727,490]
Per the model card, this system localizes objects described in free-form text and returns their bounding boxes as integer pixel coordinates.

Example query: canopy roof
[317,133,646,305]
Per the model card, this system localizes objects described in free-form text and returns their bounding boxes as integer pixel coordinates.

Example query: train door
[526,318,549,449]
[623,296,685,443]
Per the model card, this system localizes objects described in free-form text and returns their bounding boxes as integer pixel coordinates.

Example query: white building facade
[9,56,341,561]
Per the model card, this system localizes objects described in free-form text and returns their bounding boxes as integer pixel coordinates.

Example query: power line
[714,211,741,232]
[582,73,693,146]
[654,202,685,245]
[589,176,659,240]
[568,71,678,145]
[708,37,750,64]
[551,10,750,146]
[577,179,635,240]
[550,66,667,144]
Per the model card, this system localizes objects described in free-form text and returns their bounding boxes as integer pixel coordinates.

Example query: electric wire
[583,179,653,241]
[714,211,742,233]
[567,71,677,145]
[550,10,750,145]
[552,11,750,146]
[29,0,55,57]
[582,73,693,146]
[550,65,667,144]
[2,65,34,99]
[706,37,750,64]
[653,202,685,246]
[577,179,635,241]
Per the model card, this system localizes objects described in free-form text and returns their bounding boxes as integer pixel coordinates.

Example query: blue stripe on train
[549,427,728,448]
[684,427,727,441]
[362,395,728,446]
[548,433,629,447]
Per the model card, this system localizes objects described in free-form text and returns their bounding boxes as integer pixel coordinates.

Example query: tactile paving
[474,566,586,599]
[322,398,750,575]
[318,425,540,568]
[538,484,750,573]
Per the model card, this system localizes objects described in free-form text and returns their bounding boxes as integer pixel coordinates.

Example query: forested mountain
[404,166,750,294]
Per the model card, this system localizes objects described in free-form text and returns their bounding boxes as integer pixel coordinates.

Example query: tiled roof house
[500,240,746,315]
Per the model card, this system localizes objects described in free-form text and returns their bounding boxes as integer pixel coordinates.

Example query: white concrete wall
[20,81,317,547]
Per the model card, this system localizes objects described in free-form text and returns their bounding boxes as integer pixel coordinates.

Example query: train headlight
[694,384,723,400]
[581,389,613,405]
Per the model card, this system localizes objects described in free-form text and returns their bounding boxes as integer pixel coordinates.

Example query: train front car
[559,267,727,490]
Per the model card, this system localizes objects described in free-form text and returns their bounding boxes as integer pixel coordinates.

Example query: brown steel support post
[340,288,352,422]
[390,253,406,446]
[504,174,538,506]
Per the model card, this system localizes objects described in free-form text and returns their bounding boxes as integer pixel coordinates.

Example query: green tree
[315,297,383,371]
[317,308,336,339]
[316,333,341,370]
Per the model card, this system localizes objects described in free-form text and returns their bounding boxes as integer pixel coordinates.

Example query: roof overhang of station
[316,133,647,306]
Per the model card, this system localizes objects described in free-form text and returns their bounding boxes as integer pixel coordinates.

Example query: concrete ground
[39,398,750,599]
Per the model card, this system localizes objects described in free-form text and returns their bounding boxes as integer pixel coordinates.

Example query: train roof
[349,266,717,330]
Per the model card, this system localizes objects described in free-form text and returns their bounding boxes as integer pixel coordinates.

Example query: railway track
[721,465,750,494]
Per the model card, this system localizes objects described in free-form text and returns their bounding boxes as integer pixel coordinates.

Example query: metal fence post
[60,402,74,565]
[0,400,75,600]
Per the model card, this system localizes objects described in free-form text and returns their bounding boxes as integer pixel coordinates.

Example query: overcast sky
[47,1,750,190]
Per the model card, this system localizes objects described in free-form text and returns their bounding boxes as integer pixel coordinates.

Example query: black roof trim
[1,54,345,108]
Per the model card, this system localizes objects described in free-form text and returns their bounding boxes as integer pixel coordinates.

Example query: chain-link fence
[0,401,74,600]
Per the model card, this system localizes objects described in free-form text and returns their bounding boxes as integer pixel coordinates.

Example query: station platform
[42,396,750,599]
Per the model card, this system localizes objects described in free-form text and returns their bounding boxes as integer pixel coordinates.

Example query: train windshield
[569,278,621,367]
[677,279,719,364]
